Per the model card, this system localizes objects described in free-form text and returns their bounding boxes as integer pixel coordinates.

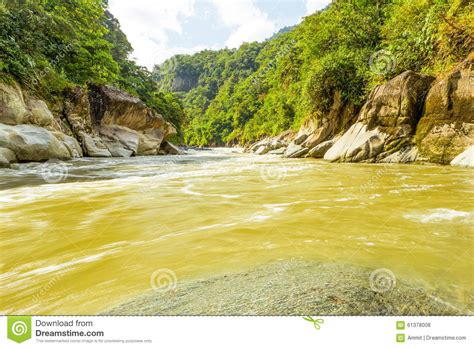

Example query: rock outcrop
[416,56,474,164]
[306,136,340,158]
[0,124,71,162]
[0,80,183,167]
[450,146,474,167]
[325,71,434,163]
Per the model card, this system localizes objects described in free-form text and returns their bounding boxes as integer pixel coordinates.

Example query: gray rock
[450,146,474,167]
[307,137,340,158]
[98,125,136,157]
[79,132,112,157]
[0,124,71,161]
[161,141,184,155]
[255,145,271,155]
[0,147,17,168]
[0,82,29,125]
[293,133,308,145]
[284,143,309,158]
[324,123,386,162]
[379,146,419,163]
[267,147,286,155]
[25,98,54,127]
[52,132,83,158]
[137,130,165,156]
[104,141,134,157]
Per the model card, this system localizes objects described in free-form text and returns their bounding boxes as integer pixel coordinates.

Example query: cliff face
[249,56,474,167]
[0,82,180,167]
[415,57,474,164]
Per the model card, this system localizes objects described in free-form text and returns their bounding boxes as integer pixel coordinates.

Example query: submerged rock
[103,260,462,315]
[450,146,474,167]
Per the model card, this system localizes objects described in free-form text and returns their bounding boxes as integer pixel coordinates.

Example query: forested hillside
[156,0,473,146]
[0,0,185,132]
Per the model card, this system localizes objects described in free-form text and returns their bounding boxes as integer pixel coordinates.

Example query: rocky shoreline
[1,56,472,169]
[0,83,183,168]
[103,260,464,315]
[247,56,473,168]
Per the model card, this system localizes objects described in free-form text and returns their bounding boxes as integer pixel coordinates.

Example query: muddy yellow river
[0,149,473,314]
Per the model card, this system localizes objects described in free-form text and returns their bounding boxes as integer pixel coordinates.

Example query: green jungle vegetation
[0,0,472,144]
[155,0,473,146]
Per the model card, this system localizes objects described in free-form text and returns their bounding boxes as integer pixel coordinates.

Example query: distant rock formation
[249,55,473,167]
[0,82,183,167]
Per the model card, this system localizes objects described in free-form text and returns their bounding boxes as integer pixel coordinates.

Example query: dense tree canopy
[156,0,473,146]
[0,0,185,134]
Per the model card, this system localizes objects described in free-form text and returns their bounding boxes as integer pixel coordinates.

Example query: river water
[0,149,472,314]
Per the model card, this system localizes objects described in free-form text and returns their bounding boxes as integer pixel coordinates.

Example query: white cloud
[109,0,196,68]
[305,0,330,15]
[211,0,276,48]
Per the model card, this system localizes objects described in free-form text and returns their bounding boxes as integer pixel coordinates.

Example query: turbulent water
[0,149,472,314]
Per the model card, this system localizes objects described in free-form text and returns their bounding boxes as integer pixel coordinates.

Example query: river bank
[103,260,464,315]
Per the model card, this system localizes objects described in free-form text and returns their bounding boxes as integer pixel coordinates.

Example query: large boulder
[379,146,419,164]
[416,57,474,164]
[52,132,83,158]
[99,125,140,157]
[0,82,30,125]
[25,98,54,127]
[324,71,433,163]
[89,84,165,131]
[450,146,474,167]
[160,141,184,155]
[300,91,357,149]
[324,123,385,162]
[0,147,17,168]
[358,71,434,155]
[79,132,111,157]
[0,124,71,161]
[307,137,340,158]
[284,142,308,158]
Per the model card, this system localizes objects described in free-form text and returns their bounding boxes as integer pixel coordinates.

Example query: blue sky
[109,0,331,69]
